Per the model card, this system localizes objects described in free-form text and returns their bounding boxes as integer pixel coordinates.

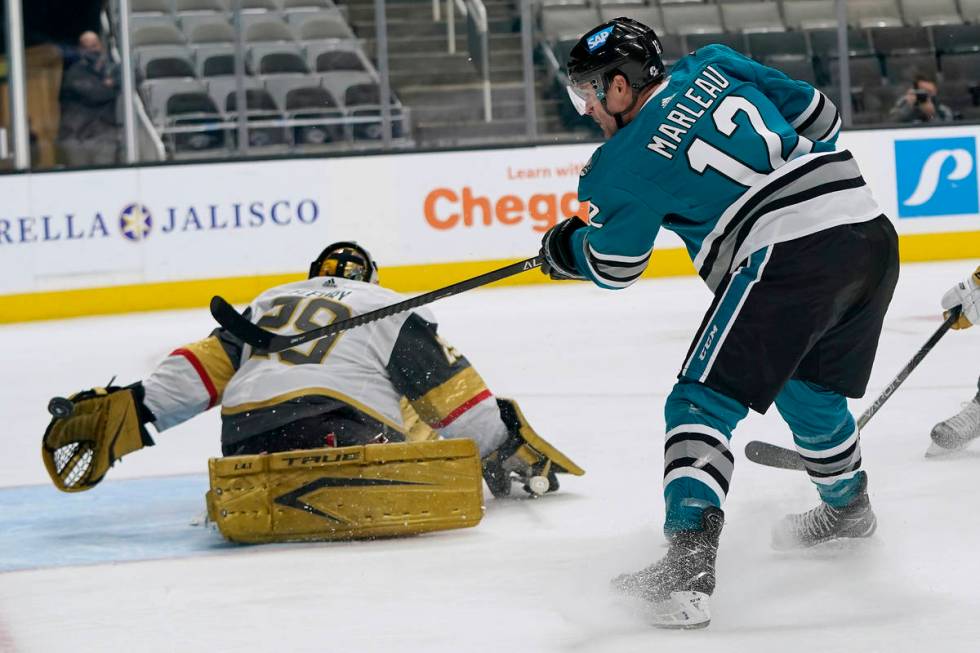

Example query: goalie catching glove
[481,398,585,497]
[942,266,980,329]
[42,384,155,492]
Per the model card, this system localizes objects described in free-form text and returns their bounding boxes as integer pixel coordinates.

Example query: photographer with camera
[889,75,954,124]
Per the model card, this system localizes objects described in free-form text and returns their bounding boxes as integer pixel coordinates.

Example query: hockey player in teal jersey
[540,18,899,628]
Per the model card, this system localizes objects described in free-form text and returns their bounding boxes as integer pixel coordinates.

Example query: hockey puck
[48,396,74,419]
[527,475,550,496]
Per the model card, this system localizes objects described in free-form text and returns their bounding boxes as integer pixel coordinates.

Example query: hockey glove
[941,266,980,329]
[540,217,587,281]
[41,384,155,492]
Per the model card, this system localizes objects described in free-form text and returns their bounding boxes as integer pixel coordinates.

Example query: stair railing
[441,0,491,121]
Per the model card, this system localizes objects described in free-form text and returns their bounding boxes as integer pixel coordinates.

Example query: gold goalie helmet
[308,241,379,284]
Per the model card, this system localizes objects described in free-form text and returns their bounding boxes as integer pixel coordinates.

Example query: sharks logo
[895,137,978,218]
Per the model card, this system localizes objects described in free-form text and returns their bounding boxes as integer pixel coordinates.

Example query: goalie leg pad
[206,439,484,544]
[42,386,153,492]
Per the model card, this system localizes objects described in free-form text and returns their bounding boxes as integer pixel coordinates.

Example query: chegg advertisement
[394,144,601,263]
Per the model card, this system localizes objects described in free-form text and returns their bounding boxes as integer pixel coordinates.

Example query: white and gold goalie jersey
[140,276,508,454]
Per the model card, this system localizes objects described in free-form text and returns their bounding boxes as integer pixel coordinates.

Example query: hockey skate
[925,386,980,457]
[771,474,876,550]
[612,507,724,629]
[481,398,585,498]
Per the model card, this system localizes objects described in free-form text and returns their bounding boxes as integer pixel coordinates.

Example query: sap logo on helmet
[895,137,978,218]
[587,26,614,52]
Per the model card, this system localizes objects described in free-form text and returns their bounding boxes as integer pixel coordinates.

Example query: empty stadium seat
[219,84,288,147]
[265,77,345,144]
[539,0,589,7]
[540,7,600,42]
[747,31,807,60]
[146,56,197,79]
[828,55,885,88]
[252,46,309,74]
[344,82,404,140]
[319,71,375,103]
[870,26,931,55]
[900,0,963,26]
[131,17,188,47]
[242,15,294,42]
[765,56,817,84]
[142,78,210,120]
[687,32,745,53]
[886,53,939,83]
[293,14,356,40]
[132,0,173,15]
[847,0,902,29]
[603,7,662,32]
[595,0,645,8]
[181,15,235,43]
[658,33,684,63]
[315,49,366,72]
[721,2,785,33]
[941,52,980,83]
[135,45,194,75]
[166,92,227,152]
[932,24,980,54]
[782,0,836,30]
[176,0,227,12]
[662,4,722,35]
[809,28,873,58]
[241,0,281,11]
[282,0,336,9]
[201,52,239,76]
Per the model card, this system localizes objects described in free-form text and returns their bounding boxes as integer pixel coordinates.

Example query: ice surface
[1,261,978,652]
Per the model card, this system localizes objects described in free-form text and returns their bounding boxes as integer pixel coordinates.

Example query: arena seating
[125,0,409,157]
[539,0,980,125]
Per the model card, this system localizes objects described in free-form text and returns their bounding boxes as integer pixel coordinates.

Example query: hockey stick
[211,255,543,352]
[744,306,962,471]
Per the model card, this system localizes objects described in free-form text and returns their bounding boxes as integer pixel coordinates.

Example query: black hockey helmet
[308,241,379,284]
[566,17,665,122]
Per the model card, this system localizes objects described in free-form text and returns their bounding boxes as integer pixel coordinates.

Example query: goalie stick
[745,306,962,471]
[211,255,543,352]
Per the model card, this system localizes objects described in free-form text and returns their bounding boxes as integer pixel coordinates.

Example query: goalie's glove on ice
[42,384,155,492]
[540,216,587,281]
[942,265,980,329]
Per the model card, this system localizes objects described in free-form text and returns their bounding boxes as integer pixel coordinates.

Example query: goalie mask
[566,17,665,127]
[309,241,379,284]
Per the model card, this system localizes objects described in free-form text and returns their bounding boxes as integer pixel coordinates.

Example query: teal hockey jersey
[569,44,882,291]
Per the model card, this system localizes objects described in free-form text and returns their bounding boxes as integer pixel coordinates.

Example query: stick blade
[209,296,272,350]
[743,440,806,471]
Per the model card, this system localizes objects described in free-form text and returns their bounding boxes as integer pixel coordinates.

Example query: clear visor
[566,81,599,116]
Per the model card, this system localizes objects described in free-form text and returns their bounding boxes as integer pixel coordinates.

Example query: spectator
[56,31,120,166]
[889,75,955,124]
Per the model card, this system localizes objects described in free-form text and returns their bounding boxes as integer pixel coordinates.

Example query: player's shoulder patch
[581,147,602,177]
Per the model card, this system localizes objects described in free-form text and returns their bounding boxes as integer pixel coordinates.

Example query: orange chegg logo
[424,187,589,233]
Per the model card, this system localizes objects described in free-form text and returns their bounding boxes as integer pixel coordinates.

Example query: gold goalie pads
[206,439,484,544]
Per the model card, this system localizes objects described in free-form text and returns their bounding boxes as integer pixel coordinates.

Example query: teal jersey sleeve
[570,184,661,290]
[699,45,842,144]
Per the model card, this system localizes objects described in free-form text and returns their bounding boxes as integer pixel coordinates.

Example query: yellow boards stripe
[2,230,978,323]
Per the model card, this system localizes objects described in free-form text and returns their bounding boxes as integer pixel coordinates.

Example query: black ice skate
[926,383,980,456]
[612,507,724,629]
[771,474,877,550]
